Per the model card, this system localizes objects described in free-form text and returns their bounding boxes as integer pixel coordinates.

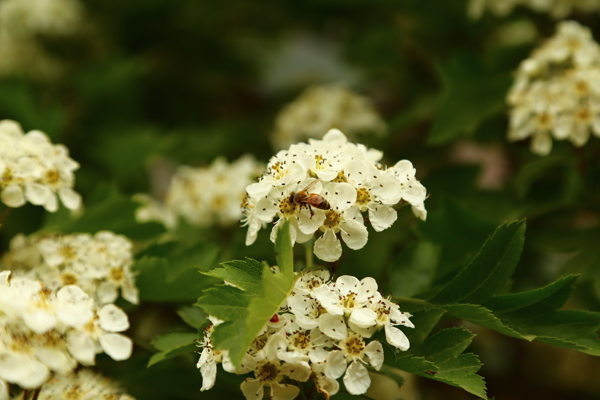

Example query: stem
[392,297,434,308]
[31,389,41,400]
[22,390,28,400]
[298,381,309,400]
[304,239,314,270]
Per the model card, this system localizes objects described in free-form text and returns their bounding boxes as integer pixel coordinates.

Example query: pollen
[356,188,371,206]
[278,197,299,216]
[322,210,341,229]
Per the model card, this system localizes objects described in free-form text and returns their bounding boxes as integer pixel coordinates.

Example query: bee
[289,179,331,216]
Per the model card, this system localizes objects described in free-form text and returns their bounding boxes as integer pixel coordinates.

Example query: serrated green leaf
[446,304,531,340]
[430,220,526,305]
[483,275,578,314]
[428,53,511,146]
[413,328,487,399]
[399,308,445,348]
[196,220,296,366]
[148,332,198,367]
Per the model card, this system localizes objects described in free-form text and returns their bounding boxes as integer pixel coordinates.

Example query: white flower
[507,21,600,155]
[1,231,138,305]
[240,334,311,400]
[272,83,387,151]
[244,129,427,261]
[468,0,600,19]
[0,120,81,211]
[37,369,136,400]
[324,332,384,395]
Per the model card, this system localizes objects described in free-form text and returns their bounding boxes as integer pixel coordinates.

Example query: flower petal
[343,360,371,395]
[340,219,368,250]
[385,325,410,351]
[99,333,133,361]
[368,205,397,232]
[314,230,342,262]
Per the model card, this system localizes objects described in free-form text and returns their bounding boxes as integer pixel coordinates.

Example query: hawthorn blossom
[507,21,600,155]
[35,369,135,400]
[468,0,600,19]
[0,271,132,391]
[243,129,427,262]
[272,83,387,151]
[196,270,413,398]
[0,120,81,211]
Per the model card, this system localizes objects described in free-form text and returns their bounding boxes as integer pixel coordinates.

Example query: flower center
[342,292,356,310]
[322,210,341,229]
[279,197,299,217]
[256,361,281,383]
[45,169,60,185]
[62,273,78,285]
[332,171,347,183]
[356,188,371,206]
[342,333,365,358]
[290,331,310,350]
[110,267,124,282]
[59,244,77,261]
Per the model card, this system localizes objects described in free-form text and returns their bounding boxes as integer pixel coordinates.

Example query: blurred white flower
[1,231,138,305]
[36,369,135,400]
[272,83,386,151]
[0,271,132,390]
[507,21,600,155]
[0,120,81,211]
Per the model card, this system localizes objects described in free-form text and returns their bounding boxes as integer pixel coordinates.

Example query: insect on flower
[289,179,331,217]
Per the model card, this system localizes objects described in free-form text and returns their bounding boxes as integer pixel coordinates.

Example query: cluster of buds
[0,120,81,211]
[507,21,600,155]
[0,271,132,391]
[197,270,413,399]
[242,129,427,262]
[1,231,138,305]
[272,83,387,151]
[135,155,264,230]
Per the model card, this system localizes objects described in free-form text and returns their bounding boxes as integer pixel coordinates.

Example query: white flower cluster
[0,120,81,211]
[9,369,136,400]
[0,0,83,78]
[507,21,600,156]
[197,270,413,399]
[272,83,387,151]
[1,231,138,305]
[243,129,427,262]
[135,155,263,230]
[468,0,600,19]
[0,271,132,391]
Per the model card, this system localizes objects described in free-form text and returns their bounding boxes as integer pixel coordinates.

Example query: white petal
[385,325,410,351]
[340,219,368,250]
[0,354,49,389]
[323,129,348,143]
[364,341,384,370]
[531,132,552,156]
[240,379,264,400]
[100,333,133,361]
[327,182,356,213]
[297,208,325,235]
[34,347,77,374]
[23,309,56,334]
[43,192,58,212]
[1,184,25,207]
[344,361,371,395]
[349,308,377,329]
[368,205,397,232]
[200,360,217,391]
[314,230,342,262]
[58,187,81,210]
[97,281,119,304]
[98,304,130,332]
[318,313,347,341]
[0,379,8,400]
[312,285,344,315]
[271,383,301,400]
[280,362,311,382]
[66,330,96,365]
[324,350,347,379]
[24,183,51,205]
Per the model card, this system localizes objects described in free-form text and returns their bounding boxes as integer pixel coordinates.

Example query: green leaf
[446,304,531,340]
[41,184,165,240]
[196,220,296,366]
[377,365,405,388]
[133,242,219,302]
[413,328,487,399]
[176,306,207,329]
[430,220,526,305]
[428,53,511,145]
[148,332,198,367]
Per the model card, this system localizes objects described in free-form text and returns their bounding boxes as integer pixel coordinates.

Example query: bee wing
[300,178,321,193]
